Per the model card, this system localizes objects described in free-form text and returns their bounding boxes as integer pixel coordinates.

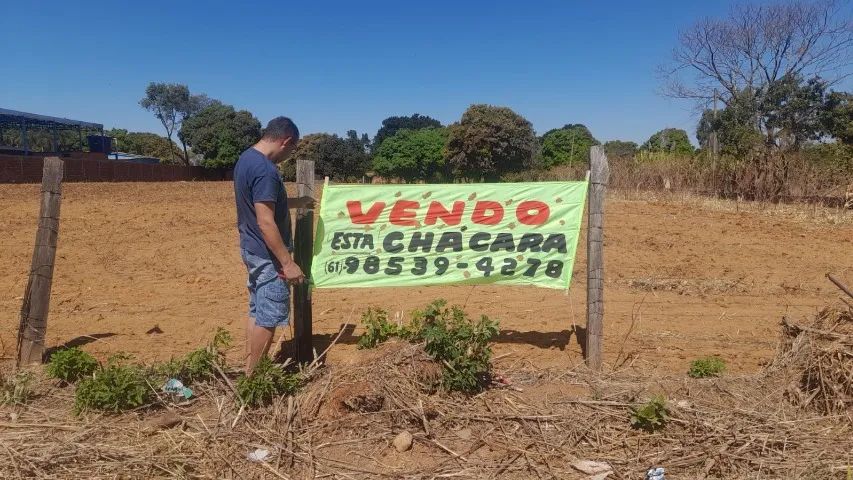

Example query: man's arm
[255,201,304,283]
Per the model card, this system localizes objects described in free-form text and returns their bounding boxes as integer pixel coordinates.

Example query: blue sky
[2,1,748,145]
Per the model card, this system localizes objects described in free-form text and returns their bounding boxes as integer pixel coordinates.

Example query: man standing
[234,117,304,375]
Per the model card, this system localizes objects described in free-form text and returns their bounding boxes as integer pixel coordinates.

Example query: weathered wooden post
[293,160,315,363]
[17,157,64,365]
[586,146,609,370]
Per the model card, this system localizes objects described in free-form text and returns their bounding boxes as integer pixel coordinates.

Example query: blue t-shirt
[233,147,292,261]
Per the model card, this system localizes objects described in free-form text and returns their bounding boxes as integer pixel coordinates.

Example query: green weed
[153,328,232,384]
[357,307,399,349]
[74,355,151,413]
[629,395,669,432]
[236,357,301,407]
[688,356,726,378]
[1,371,33,405]
[46,348,99,383]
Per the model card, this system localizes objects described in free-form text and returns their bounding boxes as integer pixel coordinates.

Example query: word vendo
[346,199,552,226]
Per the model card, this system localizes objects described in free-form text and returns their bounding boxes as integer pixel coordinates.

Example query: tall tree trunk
[180,139,190,166]
[162,124,180,165]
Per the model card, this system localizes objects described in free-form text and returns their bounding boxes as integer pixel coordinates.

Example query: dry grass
[770,308,853,416]
[619,277,750,296]
[610,189,853,226]
[1,308,852,479]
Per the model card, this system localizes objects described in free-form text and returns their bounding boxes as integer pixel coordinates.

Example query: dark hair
[262,116,299,141]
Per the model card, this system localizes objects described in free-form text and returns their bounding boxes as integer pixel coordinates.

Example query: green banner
[311,181,588,289]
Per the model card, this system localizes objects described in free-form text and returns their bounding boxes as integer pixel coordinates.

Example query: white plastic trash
[645,467,665,480]
[247,448,271,462]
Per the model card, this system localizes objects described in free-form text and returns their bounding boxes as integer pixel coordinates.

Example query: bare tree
[663,1,853,104]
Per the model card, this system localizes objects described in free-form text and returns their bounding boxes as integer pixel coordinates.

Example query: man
[233,116,307,375]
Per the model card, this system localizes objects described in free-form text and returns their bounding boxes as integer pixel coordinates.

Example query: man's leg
[246,323,275,375]
[245,263,290,375]
[245,316,253,363]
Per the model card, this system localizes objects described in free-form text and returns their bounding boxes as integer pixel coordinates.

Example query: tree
[177,94,215,162]
[106,128,180,161]
[540,124,599,167]
[761,75,829,149]
[139,82,211,165]
[641,128,694,154]
[698,95,764,158]
[603,140,638,158]
[372,127,449,181]
[446,104,537,180]
[663,1,852,104]
[179,103,262,168]
[823,91,853,145]
[697,75,833,156]
[372,114,442,151]
[347,129,371,154]
[287,132,370,181]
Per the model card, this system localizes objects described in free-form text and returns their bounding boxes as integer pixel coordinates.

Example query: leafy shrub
[236,357,301,407]
[688,356,726,378]
[629,396,669,432]
[74,355,151,413]
[358,299,500,393]
[46,348,99,383]
[357,307,399,349]
[1,371,33,405]
[416,301,499,393]
[401,299,444,341]
[153,328,232,384]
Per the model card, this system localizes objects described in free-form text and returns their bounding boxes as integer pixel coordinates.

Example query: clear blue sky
[1,0,744,145]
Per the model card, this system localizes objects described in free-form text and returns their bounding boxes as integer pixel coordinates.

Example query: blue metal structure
[0,108,104,154]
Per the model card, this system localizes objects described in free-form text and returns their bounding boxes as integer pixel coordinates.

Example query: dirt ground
[1,182,851,375]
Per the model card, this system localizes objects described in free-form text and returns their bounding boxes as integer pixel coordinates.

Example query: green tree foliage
[139,82,211,165]
[697,93,763,158]
[697,75,839,156]
[373,113,442,151]
[603,140,638,158]
[446,104,537,180]
[0,129,88,153]
[372,127,449,181]
[762,75,829,148]
[106,128,180,162]
[540,124,600,167]
[179,103,262,168]
[641,128,694,155]
[287,132,370,181]
[823,91,853,145]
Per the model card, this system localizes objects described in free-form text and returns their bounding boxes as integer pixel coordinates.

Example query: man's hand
[278,259,305,284]
[256,201,303,284]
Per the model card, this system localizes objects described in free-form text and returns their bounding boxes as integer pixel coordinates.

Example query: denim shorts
[241,248,290,328]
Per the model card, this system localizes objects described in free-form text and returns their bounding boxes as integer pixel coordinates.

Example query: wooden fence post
[586,146,609,370]
[17,157,64,365]
[293,160,315,363]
